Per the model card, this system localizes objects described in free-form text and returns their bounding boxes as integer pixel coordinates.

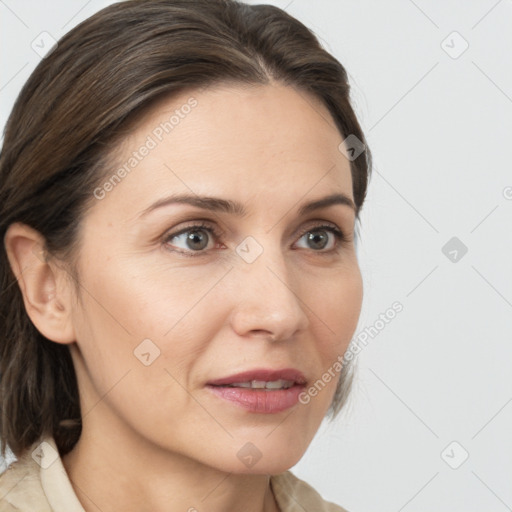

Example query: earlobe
[4,222,76,344]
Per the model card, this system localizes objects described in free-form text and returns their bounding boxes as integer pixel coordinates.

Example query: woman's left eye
[162,222,346,256]
[294,226,344,251]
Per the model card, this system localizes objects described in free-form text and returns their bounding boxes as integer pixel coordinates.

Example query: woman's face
[66,82,363,474]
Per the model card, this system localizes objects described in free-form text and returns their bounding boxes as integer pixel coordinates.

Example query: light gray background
[1,1,511,511]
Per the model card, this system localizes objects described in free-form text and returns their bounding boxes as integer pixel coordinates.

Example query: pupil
[187,230,208,250]
[308,231,327,250]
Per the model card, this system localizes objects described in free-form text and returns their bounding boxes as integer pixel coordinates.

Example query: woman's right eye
[162,223,223,256]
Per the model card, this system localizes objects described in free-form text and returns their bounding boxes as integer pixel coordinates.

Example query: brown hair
[0,0,371,459]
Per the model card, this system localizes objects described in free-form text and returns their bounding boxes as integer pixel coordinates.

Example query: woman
[0,0,371,510]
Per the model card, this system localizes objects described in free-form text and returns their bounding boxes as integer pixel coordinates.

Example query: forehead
[94,82,354,218]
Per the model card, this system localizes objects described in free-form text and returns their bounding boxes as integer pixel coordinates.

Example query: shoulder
[0,448,52,512]
[270,470,349,512]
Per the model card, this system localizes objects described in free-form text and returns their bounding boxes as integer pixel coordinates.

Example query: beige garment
[0,436,347,512]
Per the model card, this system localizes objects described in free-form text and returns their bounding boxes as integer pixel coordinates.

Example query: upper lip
[207,368,307,386]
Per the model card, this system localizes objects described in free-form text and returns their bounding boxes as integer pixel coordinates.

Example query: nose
[228,245,310,343]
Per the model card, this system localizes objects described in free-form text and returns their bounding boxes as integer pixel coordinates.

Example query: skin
[5,82,363,512]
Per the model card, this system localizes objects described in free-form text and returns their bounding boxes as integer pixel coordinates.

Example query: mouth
[205,368,307,414]
[215,378,296,390]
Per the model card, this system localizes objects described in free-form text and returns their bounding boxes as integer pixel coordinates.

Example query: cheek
[297,266,362,408]
[70,285,205,432]
[306,264,363,353]
[80,251,224,329]
[72,258,230,387]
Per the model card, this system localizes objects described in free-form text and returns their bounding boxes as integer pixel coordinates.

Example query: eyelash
[161,221,347,257]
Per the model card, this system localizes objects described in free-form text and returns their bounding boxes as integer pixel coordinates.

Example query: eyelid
[164,219,223,238]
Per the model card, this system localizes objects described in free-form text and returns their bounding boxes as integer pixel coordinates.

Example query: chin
[247,454,305,476]
[221,453,305,476]
[214,435,310,476]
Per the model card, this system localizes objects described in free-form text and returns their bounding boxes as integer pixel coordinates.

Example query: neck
[62,423,280,512]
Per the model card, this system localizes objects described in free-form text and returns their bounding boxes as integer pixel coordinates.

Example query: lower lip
[206,384,305,414]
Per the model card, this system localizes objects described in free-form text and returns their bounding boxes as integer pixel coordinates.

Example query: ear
[4,222,76,344]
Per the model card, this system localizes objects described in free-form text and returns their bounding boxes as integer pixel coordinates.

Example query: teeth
[265,379,293,389]
[229,379,294,390]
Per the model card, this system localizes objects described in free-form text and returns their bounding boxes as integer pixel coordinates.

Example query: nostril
[249,331,277,342]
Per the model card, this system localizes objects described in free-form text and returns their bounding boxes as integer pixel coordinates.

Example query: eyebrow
[138,192,356,218]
